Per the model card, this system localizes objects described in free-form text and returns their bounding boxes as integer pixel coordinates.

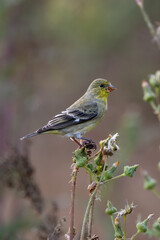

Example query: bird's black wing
[37,102,98,133]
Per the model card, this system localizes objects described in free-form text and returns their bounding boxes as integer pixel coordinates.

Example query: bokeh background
[0,0,160,239]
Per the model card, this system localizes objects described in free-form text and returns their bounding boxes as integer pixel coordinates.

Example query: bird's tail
[20,131,39,140]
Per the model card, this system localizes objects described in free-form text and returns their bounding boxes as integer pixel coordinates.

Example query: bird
[20,78,116,147]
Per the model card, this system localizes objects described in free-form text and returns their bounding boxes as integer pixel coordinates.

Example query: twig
[69,166,78,240]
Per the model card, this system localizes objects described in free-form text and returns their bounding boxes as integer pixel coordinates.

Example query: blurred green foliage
[0,217,36,240]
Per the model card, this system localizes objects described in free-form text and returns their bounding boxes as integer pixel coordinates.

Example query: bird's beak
[107,84,117,92]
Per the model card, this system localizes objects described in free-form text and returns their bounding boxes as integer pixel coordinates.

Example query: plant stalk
[124,215,127,240]
[69,167,78,240]
[152,188,160,198]
[80,162,107,240]
[131,230,140,240]
[139,5,160,48]
[80,182,100,240]
[88,199,95,238]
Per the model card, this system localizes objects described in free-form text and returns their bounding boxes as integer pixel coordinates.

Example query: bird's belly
[63,118,102,138]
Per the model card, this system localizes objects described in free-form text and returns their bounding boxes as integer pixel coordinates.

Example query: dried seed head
[100,133,120,157]
[88,181,97,195]
[117,202,136,217]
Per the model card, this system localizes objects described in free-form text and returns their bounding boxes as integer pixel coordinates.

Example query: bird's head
[87,78,116,101]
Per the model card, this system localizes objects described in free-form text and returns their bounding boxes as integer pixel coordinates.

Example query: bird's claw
[82,139,97,152]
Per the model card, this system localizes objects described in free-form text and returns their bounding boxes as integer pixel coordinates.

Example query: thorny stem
[124,215,127,240]
[130,230,140,240]
[152,188,160,198]
[69,166,78,240]
[88,200,95,238]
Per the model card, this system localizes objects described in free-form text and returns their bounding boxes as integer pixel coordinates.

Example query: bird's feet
[70,137,97,154]
[81,138,97,151]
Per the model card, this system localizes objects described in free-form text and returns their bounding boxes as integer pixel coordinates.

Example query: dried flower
[88,181,97,195]
[100,133,120,156]
[117,202,136,217]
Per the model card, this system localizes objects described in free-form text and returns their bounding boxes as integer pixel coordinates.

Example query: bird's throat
[95,91,108,102]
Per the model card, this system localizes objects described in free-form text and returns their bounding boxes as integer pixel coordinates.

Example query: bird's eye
[100,84,104,88]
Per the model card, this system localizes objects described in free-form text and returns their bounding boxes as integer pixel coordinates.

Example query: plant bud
[142,81,156,102]
[94,152,103,166]
[105,201,117,215]
[136,221,147,233]
[103,162,119,181]
[143,171,156,190]
[124,164,139,177]
[136,214,153,233]
[149,73,160,89]
[87,163,96,172]
[96,165,105,174]
[153,218,160,232]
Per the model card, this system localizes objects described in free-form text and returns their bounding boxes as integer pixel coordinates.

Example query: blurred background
[0,0,160,239]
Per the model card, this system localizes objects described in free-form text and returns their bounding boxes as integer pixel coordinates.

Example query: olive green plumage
[20,78,116,141]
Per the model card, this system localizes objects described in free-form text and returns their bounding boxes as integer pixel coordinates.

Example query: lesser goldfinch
[20,79,116,144]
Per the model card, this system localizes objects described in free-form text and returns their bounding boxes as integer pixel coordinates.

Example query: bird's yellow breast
[95,89,108,102]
